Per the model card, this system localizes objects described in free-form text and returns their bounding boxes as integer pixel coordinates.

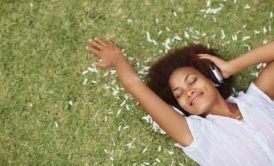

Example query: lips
[190,92,204,106]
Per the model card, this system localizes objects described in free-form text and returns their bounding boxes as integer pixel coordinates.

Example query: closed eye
[188,76,197,84]
[176,92,183,99]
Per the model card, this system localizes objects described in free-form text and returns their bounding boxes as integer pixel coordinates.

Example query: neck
[203,94,240,119]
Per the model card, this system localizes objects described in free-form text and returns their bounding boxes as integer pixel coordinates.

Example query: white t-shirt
[175,83,274,166]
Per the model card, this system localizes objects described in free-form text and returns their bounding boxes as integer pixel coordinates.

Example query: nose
[187,90,195,98]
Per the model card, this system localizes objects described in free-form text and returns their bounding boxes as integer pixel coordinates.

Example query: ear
[213,82,221,87]
[209,78,220,87]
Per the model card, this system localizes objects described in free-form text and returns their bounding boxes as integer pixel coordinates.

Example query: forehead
[171,67,198,78]
[168,67,199,85]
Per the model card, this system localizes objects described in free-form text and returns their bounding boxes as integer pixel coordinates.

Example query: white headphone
[208,64,224,85]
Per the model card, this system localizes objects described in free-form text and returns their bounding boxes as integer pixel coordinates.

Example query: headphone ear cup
[208,65,224,85]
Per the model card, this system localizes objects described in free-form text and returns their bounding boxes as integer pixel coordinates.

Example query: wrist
[228,58,244,76]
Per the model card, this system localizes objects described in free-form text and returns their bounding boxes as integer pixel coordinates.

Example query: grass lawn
[0,0,273,165]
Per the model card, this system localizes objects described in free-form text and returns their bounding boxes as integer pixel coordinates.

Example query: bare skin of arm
[199,41,274,99]
[86,38,193,146]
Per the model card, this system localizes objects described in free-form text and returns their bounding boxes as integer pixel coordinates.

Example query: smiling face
[168,67,221,116]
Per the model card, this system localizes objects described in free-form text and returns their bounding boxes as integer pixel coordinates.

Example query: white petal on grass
[232,87,239,96]
[91,80,97,84]
[158,146,162,152]
[168,150,174,155]
[173,33,182,41]
[155,18,159,24]
[206,0,211,7]
[221,29,225,39]
[250,72,259,78]
[112,89,119,96]
[146,31,153,42]
[54,121,59,128]
[120,100,126,107]
[83,78,88,85]
[103,72,109,77]
[69,100,73,106]
[155,158,161,163]
[143,162,150,166]
[200,4,224,14]
[242,36,250,41]
[166,27,171,32]
[152,40,158,45]
[263,39,268,44]
[125,141,134,149]
[116,109,122,117]
[233,0,237,3]
[263,27,267,33]
[28,102,33,107]
[142,146,148,153]
[110,69,116,75]
[243,4,250,9]
[232,34,237,41]
[127,19,133,24]
[193,35,199,40]
[123,126,129,130]
[184,31,190,39]
[173,11,177,17]
[81,70,88,75]
[118,125,121,131]
[110,157,114,161]
[254,30,260,35]
[256,63,263,69]
[157,31,163,36]
[270,11,273,18]
[30,3,33,7]
[242,24,247,28]
[244,44,251,51]
[104,149,109,154]
[164,38,171,50]
[88,66,98,73]
[126,104,130,111]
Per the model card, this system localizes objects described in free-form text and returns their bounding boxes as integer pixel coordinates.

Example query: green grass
[0,0,274,165]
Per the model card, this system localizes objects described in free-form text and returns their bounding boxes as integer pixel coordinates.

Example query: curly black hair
[146,44,233,116]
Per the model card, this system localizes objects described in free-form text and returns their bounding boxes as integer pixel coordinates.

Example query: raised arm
[199,41,274,99]
[86,38,193,146]
[230,41,274,99]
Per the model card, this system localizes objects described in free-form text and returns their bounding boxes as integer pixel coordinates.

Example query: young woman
[86,38,274,165]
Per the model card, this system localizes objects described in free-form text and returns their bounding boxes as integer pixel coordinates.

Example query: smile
[190,92,204,106]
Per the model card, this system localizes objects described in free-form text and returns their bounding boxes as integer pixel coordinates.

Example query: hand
[86,38,124,69]
[198,54,234,78]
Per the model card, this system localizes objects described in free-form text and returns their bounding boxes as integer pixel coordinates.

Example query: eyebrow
[172,74,191,92]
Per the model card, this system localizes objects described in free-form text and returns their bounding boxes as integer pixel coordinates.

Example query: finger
[198,54,217,61]
[86,46,100,56]
[88,39,103,49]
[94,38,108,46]
[107,39,115,46]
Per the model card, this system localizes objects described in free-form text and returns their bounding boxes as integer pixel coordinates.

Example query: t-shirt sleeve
[174,115,210,164]
[245,82,274,106]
